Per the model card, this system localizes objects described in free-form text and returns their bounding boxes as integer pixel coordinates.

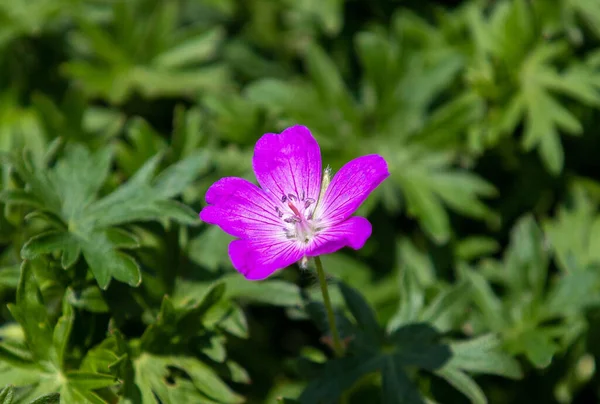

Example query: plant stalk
[315,256,344,358]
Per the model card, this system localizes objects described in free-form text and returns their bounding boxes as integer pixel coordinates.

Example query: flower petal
[229,238,304,280]
[307,216,372,256]
[316,155,389,224]
[200,177,281,238]
[252,125,322,203]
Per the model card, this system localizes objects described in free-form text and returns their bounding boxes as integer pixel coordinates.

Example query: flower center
[275,192,319,243]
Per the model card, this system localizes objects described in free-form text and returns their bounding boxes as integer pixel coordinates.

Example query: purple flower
[200,125,390,280]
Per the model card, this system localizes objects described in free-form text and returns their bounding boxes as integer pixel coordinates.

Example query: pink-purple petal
[200,177,281,239]
[307,216,372,257]
[229,239,305,280]
[252,125,322,203]
[316,155,389,224]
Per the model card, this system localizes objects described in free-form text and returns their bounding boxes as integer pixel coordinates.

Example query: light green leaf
[0,385,14,404]
[435,368,487,404]
[27,393,60,404]
[65,371,117,390]
[445,335,522,379]
[52,301,74,369]
[153,28,225,68]
[7,261,55,364]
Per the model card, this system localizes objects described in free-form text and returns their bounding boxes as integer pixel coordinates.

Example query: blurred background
[2,0,600,403]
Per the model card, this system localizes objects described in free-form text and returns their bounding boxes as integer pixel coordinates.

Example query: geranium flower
[200,125,389,280]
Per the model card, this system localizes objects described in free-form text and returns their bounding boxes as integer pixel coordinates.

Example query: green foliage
[2,144,207,288]
[1,261,117,403]
[1,0,600,403]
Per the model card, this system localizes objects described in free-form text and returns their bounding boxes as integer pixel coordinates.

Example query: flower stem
[314,256,344,358]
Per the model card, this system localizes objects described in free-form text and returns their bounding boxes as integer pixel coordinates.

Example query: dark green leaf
[299,355,382,404]
[382,356,425,404]
[338,282,380,342]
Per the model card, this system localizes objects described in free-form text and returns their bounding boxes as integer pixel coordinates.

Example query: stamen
[284,216,299,223]
[287,193,297,202]
[304,198,315,209]
[274,206,283,217]
[281,195,287,202]
[301,190,305,201]
[313,166,332,215]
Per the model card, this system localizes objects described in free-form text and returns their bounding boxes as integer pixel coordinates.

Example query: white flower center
[275,192,319,243]
[275,167,331,245]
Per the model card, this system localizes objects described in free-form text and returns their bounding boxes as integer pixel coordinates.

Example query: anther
[281,195,287,202]
[274,207,283,217]
[287,193,297,201]
[304,198,315,209]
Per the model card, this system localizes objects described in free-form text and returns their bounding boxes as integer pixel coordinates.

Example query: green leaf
[338,282,380,342]
[445,335,522,379]
[21,231,75,260]
[462,268,506,331]
[455,237,500,261]
[66,286,109,313]
[49,144,113,220]
[52,300,74,369]
[27,393,60,404]
[381,357,425,404]
[226,361,250,384]
[79,230,141,289]
[387,266,424,332]
[8,143,200,288]
[0,385,14,404]
[420,282,471,326]
[8,261,54,364]
[105,228,140,249]
[153,28,225,68]
[435,368,487,404]
[305,43,354,111]
[389,324,451,371]
[65,371,117,389]
[545,271,600,317]
[61,241,81,269]
[133,353,242,404]
[392,148,496,243]
[222,276,303,307]
[518,330,557,369]
[299,355,382,404]
[0,266,21,290]
[0,190,43,209]
[172,357,243,404]
[543,186,600,272]
[509,215,548,297]
[152,150,210,198]
[219,304,249,339]
[0,342,35,367]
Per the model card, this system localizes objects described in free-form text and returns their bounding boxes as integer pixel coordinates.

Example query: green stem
[315,256,344,358]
